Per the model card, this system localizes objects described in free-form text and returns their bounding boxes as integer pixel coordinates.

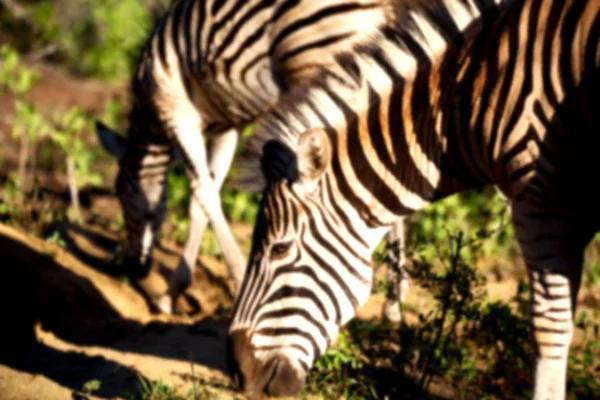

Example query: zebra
[226,0,600,398]
[93,0,409,316]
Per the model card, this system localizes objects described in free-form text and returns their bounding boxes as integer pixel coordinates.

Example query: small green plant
[101,97,125,132]
[342,224,536,399]
[82,379,102,394]
[370,273,388,295]
[72,378,102,399]
[0,45,39,96]
[200,230,220,259]
[0,47,104,231]
[11,100,50,200]
[48,106,101,221]
[407,232,489,392]
[221,186,260,225]
[113,212,126,235]
[37,0,151,82]
[567,311,600,399]
[0,200,12,221]
[128,375,228,400]
[168,214,190,245]
[134,377,182,400]
[10,102,101,223]
[45,230,66,248]
[405,187,516,266]
[304,332,378,399]
[583,260,600,288]
[167,164,190,216]
[1,44,42,202]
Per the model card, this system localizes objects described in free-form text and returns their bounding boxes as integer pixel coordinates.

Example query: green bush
[2,0,154,82]
[344,232,535,398]
[303,332,378,399]
[51,0,151,82]
[405,186,517,265]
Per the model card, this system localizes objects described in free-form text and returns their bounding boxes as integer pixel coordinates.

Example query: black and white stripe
[95,0,409,314]
[228,0,600,398]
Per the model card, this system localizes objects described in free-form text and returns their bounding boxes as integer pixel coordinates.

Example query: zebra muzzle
[227,329,306,398]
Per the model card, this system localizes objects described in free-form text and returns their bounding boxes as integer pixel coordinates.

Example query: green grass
[122,375,235,400]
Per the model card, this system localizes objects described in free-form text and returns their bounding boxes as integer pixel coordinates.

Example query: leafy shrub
[402,186,517,266]
[567,311,600,398]
[2,0,155,82]
[0,45,39,95]
[304,332,378,399]
[49,0,152,82]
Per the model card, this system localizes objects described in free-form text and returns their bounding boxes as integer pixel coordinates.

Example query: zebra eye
[270,241,293,258]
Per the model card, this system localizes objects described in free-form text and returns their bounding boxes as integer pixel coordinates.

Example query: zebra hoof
[153,293,174,315]
[171,261,193,295]
[382,299,402,323]
[152,274,191,315]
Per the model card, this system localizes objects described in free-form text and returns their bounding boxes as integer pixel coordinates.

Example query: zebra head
[95,120,174,279]
[227,127,382,398]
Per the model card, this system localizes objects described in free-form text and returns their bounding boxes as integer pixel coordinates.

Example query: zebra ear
[227,139,298,193]
[95,120,126,161]
[297,127,331,184]
[261,140,299,183]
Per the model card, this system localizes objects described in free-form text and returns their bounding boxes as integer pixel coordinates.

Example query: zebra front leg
[512,203,590,400]
[189,174,246,289]
[157,129,242,313]
[202,128,245,288]
[162,113,244,308]
[206,129,239,190]
[154,196,210,313]
[382,217,409,323]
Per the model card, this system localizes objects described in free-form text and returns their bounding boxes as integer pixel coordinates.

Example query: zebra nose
[226,329,306,398]
[263,355,305,397]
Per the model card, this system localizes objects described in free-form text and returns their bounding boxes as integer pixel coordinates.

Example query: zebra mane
[229,73,332,192]
[229,0,511,193]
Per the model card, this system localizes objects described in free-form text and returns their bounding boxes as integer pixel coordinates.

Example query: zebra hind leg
[511,202,593,400]
[382,217,410,323]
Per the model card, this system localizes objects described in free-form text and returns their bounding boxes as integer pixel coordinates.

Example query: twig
[66,156,82,221]
[0,0,26,19]
[16,128,28,203]
[1,0,43,36]
[23,45,58,63]
[418,231,463,391]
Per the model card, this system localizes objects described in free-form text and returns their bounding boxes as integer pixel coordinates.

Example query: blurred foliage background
[0,0,520,261]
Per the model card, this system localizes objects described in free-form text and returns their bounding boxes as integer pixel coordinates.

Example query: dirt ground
[0,63,241,400]
[0,63,599,400]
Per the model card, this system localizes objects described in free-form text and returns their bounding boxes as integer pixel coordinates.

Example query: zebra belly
[189,57,282,131]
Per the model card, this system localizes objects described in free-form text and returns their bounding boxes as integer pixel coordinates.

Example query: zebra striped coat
[227,0,600,398]
[94,0,409,315]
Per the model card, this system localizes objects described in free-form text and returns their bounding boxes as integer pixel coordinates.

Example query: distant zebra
[227,0,600,398]
[94,0,409,316]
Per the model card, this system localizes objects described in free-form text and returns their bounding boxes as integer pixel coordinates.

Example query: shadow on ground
[0,231,233,398]
[42,220,235,315]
